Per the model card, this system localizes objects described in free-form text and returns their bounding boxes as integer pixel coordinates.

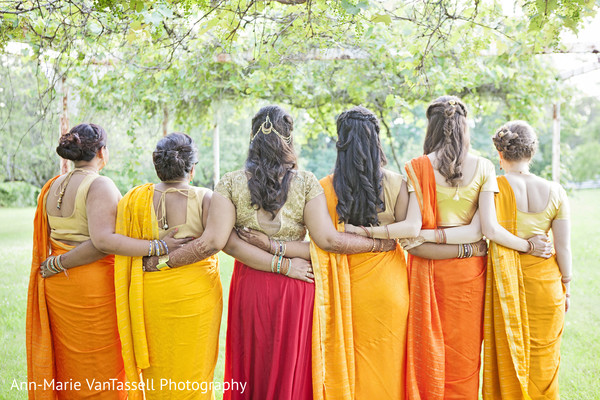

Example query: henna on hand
[165,237,220,268]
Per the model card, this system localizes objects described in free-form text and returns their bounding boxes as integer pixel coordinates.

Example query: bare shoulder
[88,175,121,198]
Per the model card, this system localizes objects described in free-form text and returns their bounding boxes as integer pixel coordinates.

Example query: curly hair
[333,106,387,226]
[492,120,538,162]
[56,123,107,162]
[245,105,297,217]
[153,132,198,181]
[423,95,469,186]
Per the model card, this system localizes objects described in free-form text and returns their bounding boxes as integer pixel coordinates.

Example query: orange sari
[312,176,409,400]
[483,176,564,400]
[405,156,486,400]
[26,177,126,399]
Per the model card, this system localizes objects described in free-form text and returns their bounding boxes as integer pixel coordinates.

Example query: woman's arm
[303,194,396,254]
[236,227,311,260]
[155,192,237,268]
[224,230,314,283]
[345,191,422,239]
[407,239,488,259]
[479,191,552,257]
[420,211,483,244]
[552,217,571,312]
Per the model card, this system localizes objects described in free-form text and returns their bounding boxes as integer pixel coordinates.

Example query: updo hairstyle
[492,120,538,161]
[152,132,198,181]
[56,123,107,161]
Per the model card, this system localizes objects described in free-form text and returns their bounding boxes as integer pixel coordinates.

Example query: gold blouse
[47,173,99,242]
[408,156,499,227]
[215,169,324,241]
[156,186,210,240]
[516,183,569,238]
[377,169,405,225]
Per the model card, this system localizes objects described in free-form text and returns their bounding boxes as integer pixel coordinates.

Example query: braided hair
[245,105,297,217]
[333,106,387,226]
[423,95,469,186]
[492,120,538,161]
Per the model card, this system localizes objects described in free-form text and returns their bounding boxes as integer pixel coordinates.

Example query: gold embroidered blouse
[215,169,324,240]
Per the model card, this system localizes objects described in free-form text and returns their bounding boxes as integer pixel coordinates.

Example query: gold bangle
[370,238,376,252]
[360,226,371,238]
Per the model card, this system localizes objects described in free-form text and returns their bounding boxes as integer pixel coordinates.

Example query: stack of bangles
[457,243,474,259]
[356,226,388,252]
[46,255,67,275]
[148,239,169,256]
[271,254,292,276]
[435,228,447,244]
[270,239,287,257]
[525,239,536,255]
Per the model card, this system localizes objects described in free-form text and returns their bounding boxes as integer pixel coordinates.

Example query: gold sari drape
[114,184,221,400]
[311,175,408,400]
[483,176,564,400]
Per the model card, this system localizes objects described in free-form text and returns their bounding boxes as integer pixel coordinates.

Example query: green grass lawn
[1,189,599,399]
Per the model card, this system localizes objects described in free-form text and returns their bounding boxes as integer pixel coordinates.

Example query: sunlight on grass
[0,189,598,399]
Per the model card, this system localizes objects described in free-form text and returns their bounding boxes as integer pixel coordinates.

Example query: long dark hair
[245,105,297,217]
[423,95,469,186]
[333,106,387,226]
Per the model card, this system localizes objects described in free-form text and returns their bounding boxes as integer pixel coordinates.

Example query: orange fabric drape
[26,176,126,399]
[483,176,563,400]
[405,156,487,400]
[311,175,409,400]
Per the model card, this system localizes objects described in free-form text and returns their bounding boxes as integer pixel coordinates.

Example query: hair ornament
[252,115,292,144]
[448,99,456,106]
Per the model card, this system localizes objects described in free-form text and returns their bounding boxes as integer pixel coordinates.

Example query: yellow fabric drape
[311,175,408,400]
[114,183,221,400]
[484,176,564,400]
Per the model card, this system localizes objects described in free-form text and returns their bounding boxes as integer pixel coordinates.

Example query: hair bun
[444,105,456,118]
[492,121,537,161]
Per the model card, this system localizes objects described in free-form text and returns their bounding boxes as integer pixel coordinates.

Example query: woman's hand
[472,239,488,257]
[285,257,314,283]
[526,234,553,258]
[161,229,194,252]
[143,256,160,272]
[39,257,60,279]
[380,239,398,252]
[345,224,366,236]
[398,236,426,250]
[236,227,271,252]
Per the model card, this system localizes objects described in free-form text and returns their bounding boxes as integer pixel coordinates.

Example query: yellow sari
[114,184,222,400]
[311,175,409,400]
[483,176,565,400]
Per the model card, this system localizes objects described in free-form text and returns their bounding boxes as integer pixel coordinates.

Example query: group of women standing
[27,95,572,400]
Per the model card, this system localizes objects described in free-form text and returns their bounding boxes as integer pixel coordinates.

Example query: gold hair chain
[252,115,292,144]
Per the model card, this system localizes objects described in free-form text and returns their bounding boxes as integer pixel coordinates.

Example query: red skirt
[223,261,314,400]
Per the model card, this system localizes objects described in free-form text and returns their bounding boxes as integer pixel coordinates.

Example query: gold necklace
[56,168,98,210]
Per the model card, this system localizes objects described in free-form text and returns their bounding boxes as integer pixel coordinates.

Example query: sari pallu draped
[405,156,486,400]
[114,184,221,400]
[483,176,564,400]
[27,176,126,400]
[311,175,409,400]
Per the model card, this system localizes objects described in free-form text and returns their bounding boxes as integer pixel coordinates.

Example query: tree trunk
[552,103,561,183]
[60,76,69,174]
[163,105,169,137]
